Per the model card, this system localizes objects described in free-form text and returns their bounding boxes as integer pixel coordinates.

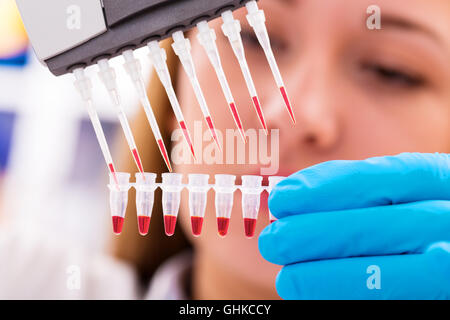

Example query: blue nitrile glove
[259,153,450,300]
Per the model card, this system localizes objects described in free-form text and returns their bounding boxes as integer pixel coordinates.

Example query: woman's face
[175,0,450,297]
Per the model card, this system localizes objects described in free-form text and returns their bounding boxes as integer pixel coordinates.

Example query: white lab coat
[0,224,138,299]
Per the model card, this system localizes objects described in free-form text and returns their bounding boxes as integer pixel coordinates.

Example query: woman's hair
[111,39,191,285]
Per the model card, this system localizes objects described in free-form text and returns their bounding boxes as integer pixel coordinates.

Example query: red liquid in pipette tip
[164,214,177,236]
[280,86,296,124]
[270,219,277,224]
[138,215,151,236]
[229,102,246,143]
[112,216,124,235]
[244,218,257,238]
[191,216,204,237]
[132,148,144,173]
[205,116,222,152]
[108,163,120,190]
[157,139,173,172]
[179,121,196,160]
[251,96,268,135]
[217,217,230,237]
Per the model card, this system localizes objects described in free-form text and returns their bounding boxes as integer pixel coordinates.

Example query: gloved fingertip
[276,267,299,300]
[258,226,277,263]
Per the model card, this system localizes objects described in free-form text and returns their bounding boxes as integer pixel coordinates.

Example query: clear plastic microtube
[187,174,210,237]
[196,21,246,143]
[97,59,145,174]
[268,176,285,224]
[108,172,131,235]
[146,42,197,161]
[246,1,296,124]
[135,173,157,236]
[161,173,184,236]
[221,10,268,135]
[214,174,237,237]
[73,68,119,189]
[241,175,263,238]
[122,50,173,172]
[171,31,222,151]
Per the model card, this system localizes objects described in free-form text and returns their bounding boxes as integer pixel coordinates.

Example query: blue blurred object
[260,153,450,299]
[0,111,16,172]
[0,49,28,67]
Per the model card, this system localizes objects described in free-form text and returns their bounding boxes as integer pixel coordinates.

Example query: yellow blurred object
[0,0,28,57]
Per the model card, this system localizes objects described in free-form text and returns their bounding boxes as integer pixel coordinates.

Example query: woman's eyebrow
[381,14,441,44]
[279,0,297,6]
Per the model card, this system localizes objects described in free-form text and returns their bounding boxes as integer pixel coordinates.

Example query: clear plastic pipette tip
[146,42,197,161]
[97,59,145,174]
[121,50,174,171]
[246,1,296,124]
[221,11,268,135]
[171,31,223,151]
[73,68,120,189]
[196,21,247,143]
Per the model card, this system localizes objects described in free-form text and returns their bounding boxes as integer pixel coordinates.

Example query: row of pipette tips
[73,1,294,178]
[108,172,285,238]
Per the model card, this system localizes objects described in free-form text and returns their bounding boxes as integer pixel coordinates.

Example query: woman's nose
[266,65,341,151]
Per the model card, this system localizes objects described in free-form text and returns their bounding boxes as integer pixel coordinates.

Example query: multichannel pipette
[197,21,247,143]
[122,50,173,171]
[97,59,145,174]
[221,10,268,135]
[73,68,119,188]
[172,31,223,151]
[147,41,197,160]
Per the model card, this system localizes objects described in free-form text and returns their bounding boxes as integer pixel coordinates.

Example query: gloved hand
[259,153,450,299]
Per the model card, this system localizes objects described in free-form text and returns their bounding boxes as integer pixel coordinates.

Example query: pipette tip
[112,216,125,235]
[205,116,223,152]
[138,216,151,236]
[280,87,296,124]
[132,148,145,174]
[251,96,268,135]
[229,102,247,144]
[179,121,197,160]
[191,216,204,237]
[108,164,121,190]
[164,215,177,236]
[157,139,173,173]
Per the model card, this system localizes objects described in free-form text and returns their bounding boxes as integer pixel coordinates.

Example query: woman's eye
[241,30,261,48]
[241,29,287,52]
[362,63,425,88]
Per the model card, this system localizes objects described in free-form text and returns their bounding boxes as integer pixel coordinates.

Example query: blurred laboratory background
[0,0,151,253]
